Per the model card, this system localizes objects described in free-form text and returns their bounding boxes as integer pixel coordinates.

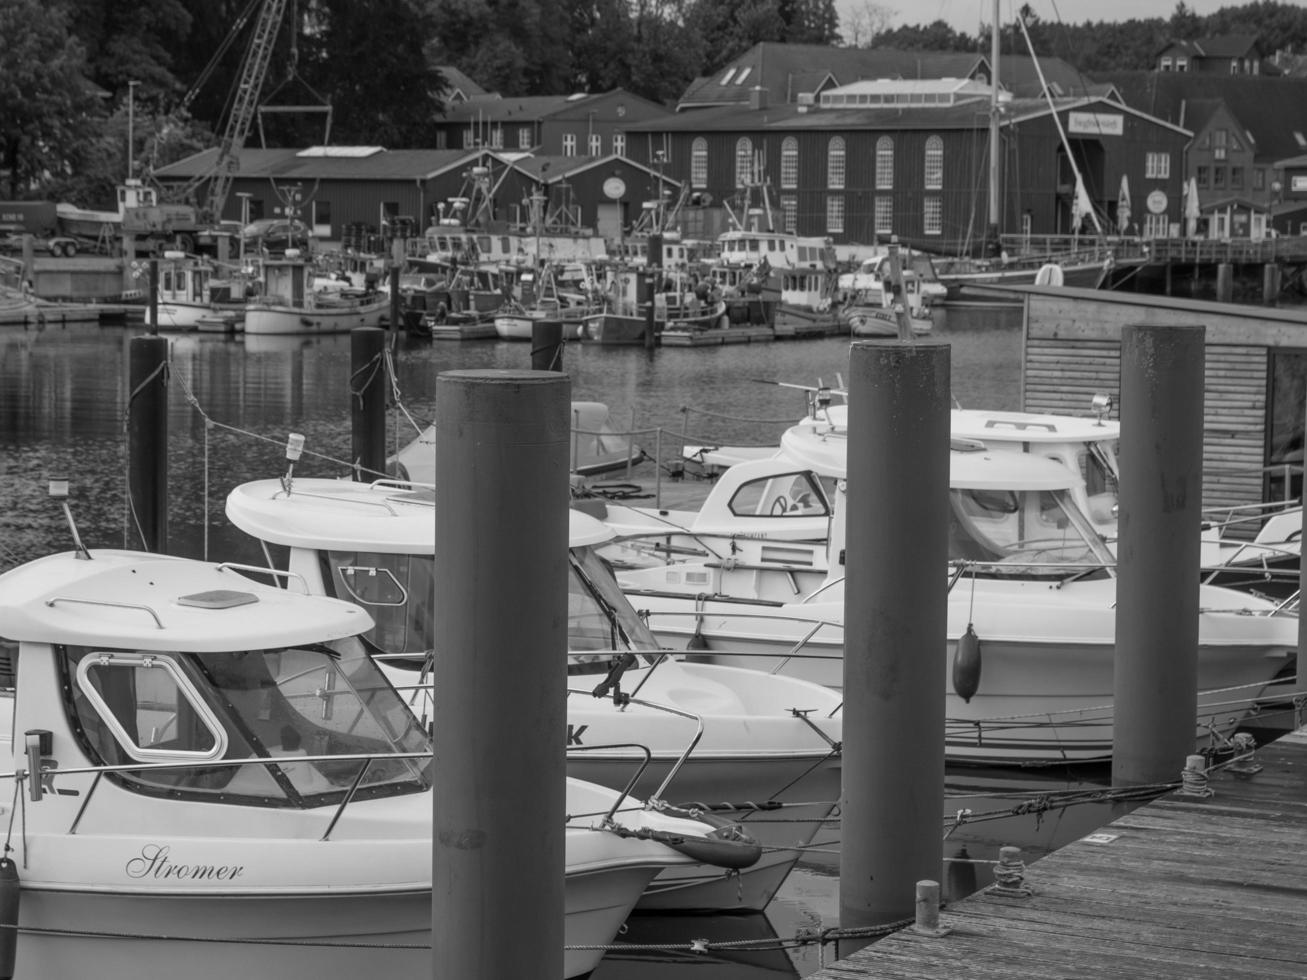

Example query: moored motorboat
[224,475,843,911]
[0,541,734,978]
[243,250,388,335]
[607,413,1298,765]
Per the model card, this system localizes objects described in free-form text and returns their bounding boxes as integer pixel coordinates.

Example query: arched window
[691,138,708,188]
[924,136,943,190]
[875,136,894,190]
[827,136,846,190]
[781,138,798,189]
[735,137,754,188]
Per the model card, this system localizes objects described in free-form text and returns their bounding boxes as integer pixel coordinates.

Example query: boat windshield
[1082,440,1120,527]
[947,486,1114,578]
[319,548,662,668]
[568,545,663,674]
[63,637,431,807]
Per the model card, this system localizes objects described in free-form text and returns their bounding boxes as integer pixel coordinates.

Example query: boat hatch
[177,589,259,609]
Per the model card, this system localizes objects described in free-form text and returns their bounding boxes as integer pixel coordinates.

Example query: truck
[0,200,84,257]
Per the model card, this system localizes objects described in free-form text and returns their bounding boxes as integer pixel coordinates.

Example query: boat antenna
[282,432,306,494]
[49,479,91,560]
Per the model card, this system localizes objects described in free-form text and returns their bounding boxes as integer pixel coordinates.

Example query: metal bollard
[910,880,951,936]
[986,845,1033,897]
[1178,753,1215,797]
[1225,732,1263,776]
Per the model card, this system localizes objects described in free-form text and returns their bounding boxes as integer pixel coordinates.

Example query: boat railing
[8,750,433,841]
[565,687,705,807]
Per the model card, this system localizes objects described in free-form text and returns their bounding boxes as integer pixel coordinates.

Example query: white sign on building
[1068,112,1124,136]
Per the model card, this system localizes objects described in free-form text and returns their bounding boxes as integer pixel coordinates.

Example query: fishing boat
[147,252,259,333]
[835,253,933,337]
[0,532,735,979]
[606,413,1298,765]
[243,250,389,336]
[223,475,843,911]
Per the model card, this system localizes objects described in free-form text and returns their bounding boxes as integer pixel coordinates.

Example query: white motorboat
[0,544,733,979]
[243,250,389,335]
[609,413,1298,765]
[224,476,842,911]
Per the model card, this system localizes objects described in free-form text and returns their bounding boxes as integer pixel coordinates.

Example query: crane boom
[203,0,288,223]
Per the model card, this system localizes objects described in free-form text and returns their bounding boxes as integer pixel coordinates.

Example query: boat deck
[810,726,1307,979]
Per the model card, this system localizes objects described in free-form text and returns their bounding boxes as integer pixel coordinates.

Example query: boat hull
[243,299,388,335]
[582,311,648,345]
[13,870,651,980]
[626,587,1295,765]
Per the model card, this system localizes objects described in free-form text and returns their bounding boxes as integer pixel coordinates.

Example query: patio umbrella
[1117,175,1131,234]
[1184,177,1200,237]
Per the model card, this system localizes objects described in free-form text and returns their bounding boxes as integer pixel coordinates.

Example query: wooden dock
[811,727,1307,979]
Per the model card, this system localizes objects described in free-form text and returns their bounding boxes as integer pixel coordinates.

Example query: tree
[874,19,976,51]
[840,1,897,47]
[1168,1,1201,41]
[298,0,447,147]
[0,0,105,200]
[65,0,193,94]
[427,0,572,95]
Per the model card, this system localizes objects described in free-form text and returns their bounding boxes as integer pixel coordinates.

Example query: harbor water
[0,305,1138,977]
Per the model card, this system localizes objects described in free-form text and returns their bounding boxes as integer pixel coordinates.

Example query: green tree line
[6,0,1307,206]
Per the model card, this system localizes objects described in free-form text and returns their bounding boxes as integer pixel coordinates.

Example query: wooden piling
[126,334,169,553]
[531,319,564,372]
[643,271,657,351]
[841,338,951,954]
[432,369,570,980]
[1112,323,1205,786]
[1262,263,1281,306]
[349,327,387,482]
[1216,262,1233,303]
[389,265,401,335]
[147,258,159,336]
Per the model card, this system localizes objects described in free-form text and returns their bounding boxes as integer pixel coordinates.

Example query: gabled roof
[1093,71,1307,162]
[439,95,575,124]
[1179,97,1229,136]
[507,154,682,188]
[435,66,490,103]
[676,43,987,110]
[628,92,1187,136]
[1158,35,1261,60]
[154,147,482,181]
[995,53,1099,99]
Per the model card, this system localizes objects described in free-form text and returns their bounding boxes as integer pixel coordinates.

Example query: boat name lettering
[125,844,245,881]
[567,724,588,746]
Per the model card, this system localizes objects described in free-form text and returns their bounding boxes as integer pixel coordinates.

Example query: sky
[842,0,1245,38]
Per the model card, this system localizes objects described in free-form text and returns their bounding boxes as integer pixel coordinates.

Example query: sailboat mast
[987,0,1001,250]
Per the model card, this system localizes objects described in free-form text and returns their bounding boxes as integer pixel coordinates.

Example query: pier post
[1216,263,1233,303]
[531,319,564,371]
[432,370,570,980]
[389,265,401,335]
[643,271,657,351]
[147,258,159,335]
[1113,323,1205,785]
[841,338,950,954]
[126,334,169,554]
[349,327,387,481]
[1262,263,1281,306]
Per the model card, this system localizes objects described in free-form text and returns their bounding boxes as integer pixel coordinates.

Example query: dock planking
[812,728,1307,979]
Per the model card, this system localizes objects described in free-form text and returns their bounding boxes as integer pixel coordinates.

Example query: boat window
[947,488,1112,577]
[728,471,831,518]
[75,651,227,764]
[321,550,434,657]
[63,641,430,807]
